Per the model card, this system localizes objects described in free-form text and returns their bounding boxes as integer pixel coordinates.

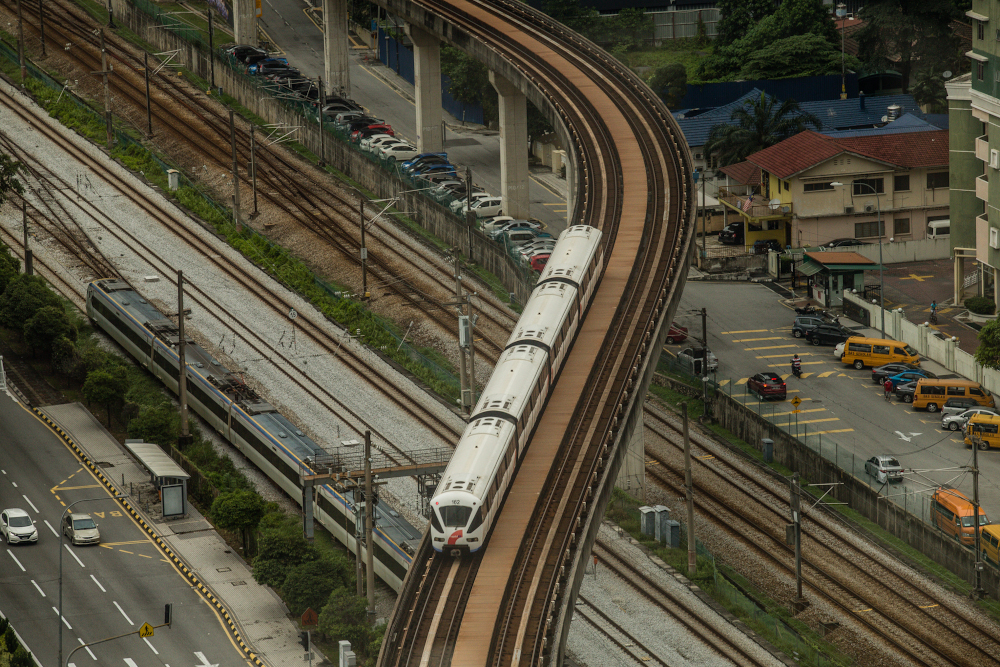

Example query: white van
[927,219,950,239]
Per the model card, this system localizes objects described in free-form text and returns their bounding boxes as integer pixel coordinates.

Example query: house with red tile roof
[716,129,949,248]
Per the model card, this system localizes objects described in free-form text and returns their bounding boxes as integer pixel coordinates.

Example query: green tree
[854,0,960,93]
[10,647,31,667]
[648,63,687,109]
[252,558,288,588]
[127,403,178,452]
[739,34,863,80]
[975,320,1000,369]
[910,67,948,112]
[51,336,79,377]
[0,153,24,209]
[0,274,61,334]
[82,367,127,427]
[318,587,372,651]
[703,92,822,169]
[211,488,266,554]
[281,556,353,616]
[256,512,313,564]
[24,305,76,359]
[0,246,20,296]
[541,0,601,37]
[608,8,653,53]
[714,0,777,47]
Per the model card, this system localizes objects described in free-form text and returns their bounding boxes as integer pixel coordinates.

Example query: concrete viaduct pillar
[615,415,646,500]
[322,0,351,97]
[233,0,257,47]
[489,72,530,220]
[405,26,443,152]
[555,121,577,224]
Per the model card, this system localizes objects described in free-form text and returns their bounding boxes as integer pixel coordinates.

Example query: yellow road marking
[817,371,837,377]
[746,344,798,351]
[768,361,826,367]
[810,428,855,435]
[718,379,730,387]
[736,378,749,385]
[99,540,150,547]
[732,336,784,342]
[796,418,841,425]
[899,274,933,281]
[720,329,768,334]
[773,407,827,416]
[757,353,817,359]
[54,484,103,491]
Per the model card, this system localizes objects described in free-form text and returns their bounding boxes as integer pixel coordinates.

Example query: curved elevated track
[376,0,695,664]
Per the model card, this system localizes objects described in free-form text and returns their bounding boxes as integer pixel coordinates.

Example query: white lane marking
[78,636,96,660]
[90,574,106,592]
[7,549,25,572]
[44,520,58,536]
[10,481,16,488]
[31,580,46,597]
[143,638,158,655]
[124,659,139,667]
[113,601,134,625]
[64,544,86,568]
[53,606,72,629]
[194,652,218,667]
[22,495,39,513]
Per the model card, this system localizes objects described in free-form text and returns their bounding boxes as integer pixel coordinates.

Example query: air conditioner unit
[864,204,876,213]
[992,228,999,250]
[991,149,999,169]
[844,205,855,215]
[694,153,703,160]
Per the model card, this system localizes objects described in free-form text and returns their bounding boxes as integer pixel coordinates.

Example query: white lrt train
[430,225,604,553]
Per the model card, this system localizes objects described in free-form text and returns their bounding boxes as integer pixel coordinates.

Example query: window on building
[894,174,910,191]
[978,60,986,81]
[804,182,834,192]
[979,21,985,41]
[853,178,884,196]
[894,218,910,235]
[926,172,950,189]
[855,220,883,238]
[784,180,789,192]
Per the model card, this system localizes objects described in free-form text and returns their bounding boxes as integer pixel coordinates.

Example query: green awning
[796,261,824,276]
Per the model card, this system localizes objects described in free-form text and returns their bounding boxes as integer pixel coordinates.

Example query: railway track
[0,81,462,472]
[642,402,1000,666]
[5,0,517,364]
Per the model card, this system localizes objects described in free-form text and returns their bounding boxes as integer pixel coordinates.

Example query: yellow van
[841,336,919,370]
[981,525,1000,565]
[913,379,995,413]
[931,486,988,545]
[965,413,1000,450]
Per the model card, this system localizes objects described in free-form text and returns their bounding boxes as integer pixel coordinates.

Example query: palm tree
[703,92,822,170]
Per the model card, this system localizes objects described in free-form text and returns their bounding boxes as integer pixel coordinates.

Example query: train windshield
[439,505,473,528]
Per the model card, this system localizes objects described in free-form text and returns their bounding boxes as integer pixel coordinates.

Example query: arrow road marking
[21,495,39,513]
[894,431,923,442]
[194,652,219,667]
[7,549,25,572]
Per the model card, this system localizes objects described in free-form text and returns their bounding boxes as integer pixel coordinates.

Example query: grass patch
[615,41,711,84]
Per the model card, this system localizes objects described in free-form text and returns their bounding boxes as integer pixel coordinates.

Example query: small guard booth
[795,251,880,308]
[123,439,190,518]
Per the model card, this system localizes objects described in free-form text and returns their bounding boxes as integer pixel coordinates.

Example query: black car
[753,239,784,254]
[792,315,833,338]
[871,362,922,384]
[895,380,918,403]
[826,238,868,248]
[805,323,853,346]
[719,221,745,245]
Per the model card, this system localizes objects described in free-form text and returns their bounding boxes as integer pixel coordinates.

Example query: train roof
[91,279,325,462]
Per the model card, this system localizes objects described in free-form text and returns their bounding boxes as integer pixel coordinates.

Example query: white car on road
[1,508,37,544]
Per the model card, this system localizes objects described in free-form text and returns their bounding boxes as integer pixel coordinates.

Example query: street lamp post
[831,181,885,337]
[836,4,846,100]
[59,496,124,667]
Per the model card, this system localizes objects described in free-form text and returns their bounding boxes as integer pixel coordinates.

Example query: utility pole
[682,403,696,577]
[250,125,258,216]
[700,307,707,351]
[453,255,469,414]
[106,0,114,28]
[790,473,804,604]
[318,76,326,167]
[99,29,112,150]
[973,443,985,599]
[22,199,32,276]
[364,431,375,622]
[359,198,368,298]
[16,0,25,84]
[464,167,474,258]
[229,109,241,224]
[177,271,192,448]
[355,481,363,597]
[208,9,215,90]
[466,293,477,408]
[37,0,45,56]
[144,52,152,137]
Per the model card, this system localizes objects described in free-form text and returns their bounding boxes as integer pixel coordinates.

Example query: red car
[666,322,688,344]
[529,254,549,273]
[747,372,787,400]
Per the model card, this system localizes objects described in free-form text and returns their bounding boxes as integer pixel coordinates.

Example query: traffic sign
[791,396,802,407]
[139,623,154,638]
[301,608,318,627]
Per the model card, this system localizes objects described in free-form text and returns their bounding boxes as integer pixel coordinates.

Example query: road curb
[31,407,268,667]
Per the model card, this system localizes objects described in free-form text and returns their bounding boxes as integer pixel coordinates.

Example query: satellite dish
[768,198,781,210]
[943,70,953,78]
[881,116,888,122]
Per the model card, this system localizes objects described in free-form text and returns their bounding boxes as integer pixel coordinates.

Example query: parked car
[248,58,291,75]
[865,455,903,483]
[479,216,513,232]
[361,134,399,153]
[452,191,492,213]
[747,372,787,400]
[498,229,552,246]
[380,143,421,162]
[805,323,853,346]
[894,380,918,403]
[826,238,868,248]
[517,240,557,264]
[834,341,845,359]
[402,153,448,172]
[408,163,456,178]
[792,315,828,338]
[0,508,37,545]
[753,239,784,254]
[487,219,544,238]
[871,362,922,384]
[942,407,1000,431]
[941,397,984,417]
[529,254,550,273]
[352,125,394,143]
[885,369,937,390]
[334,110,367,126]
[718,221,745,245]
[62,512,100,546]
[666,322,688,345]
[462,196,503,219]
[677,347,719,373]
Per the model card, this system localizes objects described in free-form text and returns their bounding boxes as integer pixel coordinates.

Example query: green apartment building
[950,1,1000,304]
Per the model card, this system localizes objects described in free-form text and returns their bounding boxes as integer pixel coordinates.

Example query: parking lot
[666,280,997,523]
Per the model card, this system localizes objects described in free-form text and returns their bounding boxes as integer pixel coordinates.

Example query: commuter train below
[85,279,415,589]
[430,225,604,553]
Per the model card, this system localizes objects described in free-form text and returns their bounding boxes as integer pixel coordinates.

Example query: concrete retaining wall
[840,237,952,264]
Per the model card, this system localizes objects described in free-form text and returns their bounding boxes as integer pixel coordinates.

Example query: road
[0,394,245,667]
[255,0,570,233]
[669,281,997,522]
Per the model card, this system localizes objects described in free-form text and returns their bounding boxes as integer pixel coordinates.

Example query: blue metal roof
[676,90,926,148]
[821,113,940,138]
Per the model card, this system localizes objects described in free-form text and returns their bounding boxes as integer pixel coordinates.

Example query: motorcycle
[791,362,802,378]
[794,305,817,315]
